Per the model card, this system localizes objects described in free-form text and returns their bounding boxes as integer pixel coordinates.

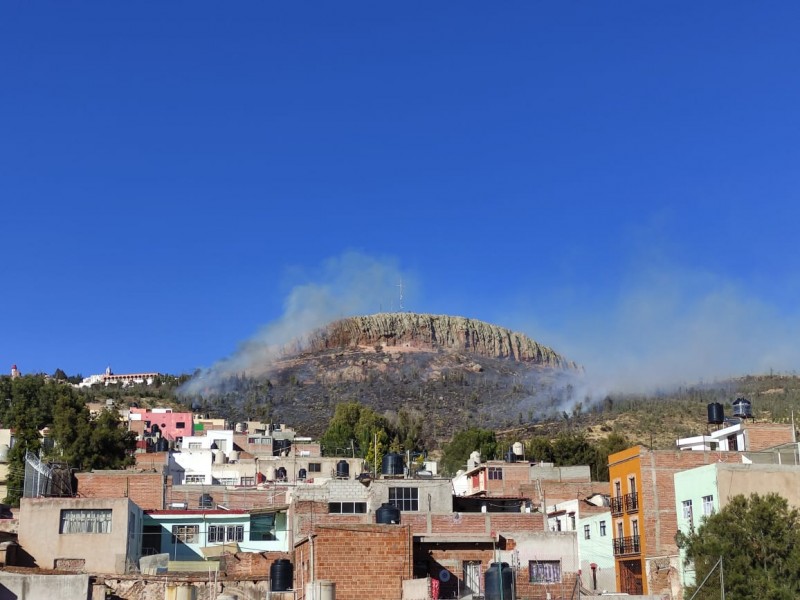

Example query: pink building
[129,407,194,442]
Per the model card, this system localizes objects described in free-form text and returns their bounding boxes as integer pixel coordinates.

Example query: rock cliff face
[304,313,578,370]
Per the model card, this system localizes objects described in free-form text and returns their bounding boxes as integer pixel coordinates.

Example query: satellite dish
[439,570,451,583]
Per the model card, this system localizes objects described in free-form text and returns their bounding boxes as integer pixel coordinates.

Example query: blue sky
[3,3,800,389]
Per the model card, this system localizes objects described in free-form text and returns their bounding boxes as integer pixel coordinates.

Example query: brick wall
[76,471,166,510]
[294,525,411,600]
[744,422,795,451]
[515,570,578,600]
[220,550,291,578]
[520,480,609,506]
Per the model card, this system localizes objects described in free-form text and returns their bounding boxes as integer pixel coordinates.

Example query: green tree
[440,428,497,475]
[677,493,800,600]
[593,433,631,481]
[84,409,137,470]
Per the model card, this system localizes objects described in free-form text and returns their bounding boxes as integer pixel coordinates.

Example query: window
[215,477,237,486]
[599,520,607,537]
[240,477,255,487]
[250,513,277,541]
[389,487,419,511]
[614,481,621,497]
[616,521,624,539]
[584,524,591,540]
[702,495,714,516]
[488,467,503,480]
[308,463,322,473]
[60,509,112,534]
[172,524,199,544]
[569,513,576,530]
[328,502,367,514]
[208,524,244,543]
[248,436,272,445]
[185,474,205,484]
[188,442,201,450]
[176,422,185,429]
[529,560,561,583]
[213,439,226,451]
[628,476,637,494]
[631,519,639,537]
[682,500,694,528]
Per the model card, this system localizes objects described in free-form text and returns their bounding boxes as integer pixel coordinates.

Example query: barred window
[185,474,205,484]
[60,509,112,534]
[208,524,244,543]
[172,524,199,544]
[488,467,503,480]
[529,560,561,583]
[388,487,419,511]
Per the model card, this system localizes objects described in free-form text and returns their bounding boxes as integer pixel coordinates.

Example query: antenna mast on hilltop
[397,279,404,312]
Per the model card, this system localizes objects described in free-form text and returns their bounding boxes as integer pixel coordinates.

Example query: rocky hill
[194,313,582,441]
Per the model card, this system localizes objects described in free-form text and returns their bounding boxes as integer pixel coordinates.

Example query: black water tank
[505,450,517,463]
[276,467,287,480]
[733,398,753,419]
[376,502,401,524]
[199,493,214,509]
[273,439,291,456]
[298,468,307,480]
[484,562,513,600]
[381,452,404,476]
[336,460,350,479]
[707,402,724,425]
[270,559,293,592]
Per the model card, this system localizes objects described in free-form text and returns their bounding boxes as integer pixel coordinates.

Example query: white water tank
[213,450,226,465]
[512,442,524,457]
[228,450,240,463]
[306,580,336,600]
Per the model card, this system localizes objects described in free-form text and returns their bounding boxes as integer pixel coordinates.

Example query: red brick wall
[295,525,411,600]
[76,471,166,510]
[515,570,578,600]
[520,481,609,506]
[221,550,291,578]
[745,422,795,451]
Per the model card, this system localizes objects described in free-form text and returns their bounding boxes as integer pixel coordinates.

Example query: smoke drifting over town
[182,250,800,408]
[535,263,800,396]
[180,252,413,396]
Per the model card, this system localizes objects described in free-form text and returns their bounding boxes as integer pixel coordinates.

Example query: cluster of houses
[2,400,800,600]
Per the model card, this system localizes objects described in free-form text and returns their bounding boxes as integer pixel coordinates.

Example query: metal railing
[610,495,624,516]
[613,535,641,557]
[624,492,639,513]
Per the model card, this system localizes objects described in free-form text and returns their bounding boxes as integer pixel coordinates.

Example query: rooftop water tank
[732,397,753,420]
[707,402,724,425]
[299,468,307,480]
[336,460,350,479]
[213,449,226,465]
[504,450,517,463]
[376,502,401,524]
[485,563,513,600]
[270,559,293,592]
[512,441,524,457]
[381,452,404,476]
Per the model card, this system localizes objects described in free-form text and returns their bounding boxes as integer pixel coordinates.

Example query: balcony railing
[611,495,624,516]
[624,492,639,513]
[613,535,641,557]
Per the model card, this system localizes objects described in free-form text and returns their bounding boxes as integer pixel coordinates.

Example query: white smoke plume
[534,264,800,397]
[180,251,414,396]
